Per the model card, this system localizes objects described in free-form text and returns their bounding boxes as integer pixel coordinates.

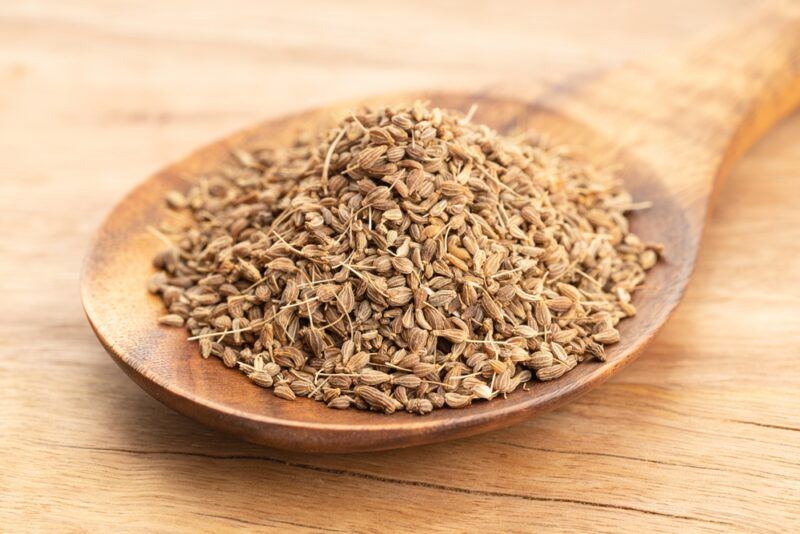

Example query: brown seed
[290,379,315,396]
[345,351,370,372]
[471,382,494,400]
[238,260,262,282]
[274,384,297,401]
[199,337,212,358]
[386,146,406,162]
[165,190,188,209]
[529,351,553,372]
[360,368,392,386]
[267,257,297,272]
[337,283,355,313]
[640,249,658,270]
[432,328,467,344]
[355,385,398,414]
[495,370,512,393]
[551,342,569,363]
[222,347,239,368]
[248,371,274,388]
[481,295,504,322]
[512,325,538,339]
[406,398,433,414]
[357,145,388,169]
[593,328,621,344]
[429,289,456,307]
[315,284,338,303]
[327,396,352,409]
[557,283,583,301]
[407,327,429,351]
[413,362,437,377]
[387,287,413,306]
[534,300,552,327]
[391,374,422,389]
[274,346,306,369]
[444,392,473,409]
[383,208,403,222]
[401,306,415,329]
[536,364,567,381]
[620,301,637,316]
[158,314,185,327]
[391,256,415,274]
[546,296,573,312]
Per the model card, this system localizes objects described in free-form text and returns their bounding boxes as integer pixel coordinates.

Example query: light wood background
[2,1,798,531]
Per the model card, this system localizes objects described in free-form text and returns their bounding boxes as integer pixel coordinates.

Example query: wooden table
[2,1,798,531]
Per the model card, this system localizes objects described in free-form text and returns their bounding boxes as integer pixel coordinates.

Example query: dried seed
[355,385,398,414]
[158,314,185,327]
[238,260,262,282]
[387,287,413,306]
[248,371,274,388]
[546,296,573,312]
[471,383,494,400]
[222,347,239,368]
[444,392,473,409]
[274,384,297,401]
[406,398,433,414]
[534,300,552,327]
[536,364,568,381]
[512,325,538,338]
[360,368,392,386]
[391,374,422,389]
[327,396,352,409]
[640,249,658,270]
[593,328,621,344]
[391,256,415,274]
[383,208,403,222]
[432,328,467,344]
[165,190,188,209]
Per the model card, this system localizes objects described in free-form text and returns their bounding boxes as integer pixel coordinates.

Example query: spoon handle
[561,2,800,209]
[696,3,800,183]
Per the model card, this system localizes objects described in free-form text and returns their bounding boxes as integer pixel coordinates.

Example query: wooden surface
[2,0,799,530]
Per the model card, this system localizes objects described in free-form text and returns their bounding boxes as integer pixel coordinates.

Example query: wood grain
[2,0,799,531]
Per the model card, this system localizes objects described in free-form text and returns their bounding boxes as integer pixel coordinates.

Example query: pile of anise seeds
[149,102,661,415]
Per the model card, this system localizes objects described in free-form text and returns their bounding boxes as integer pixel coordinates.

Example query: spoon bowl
[82,94,688,452]
[82,6,800,452]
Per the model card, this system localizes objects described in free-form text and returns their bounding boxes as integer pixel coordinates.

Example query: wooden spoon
[82,5,800,453]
